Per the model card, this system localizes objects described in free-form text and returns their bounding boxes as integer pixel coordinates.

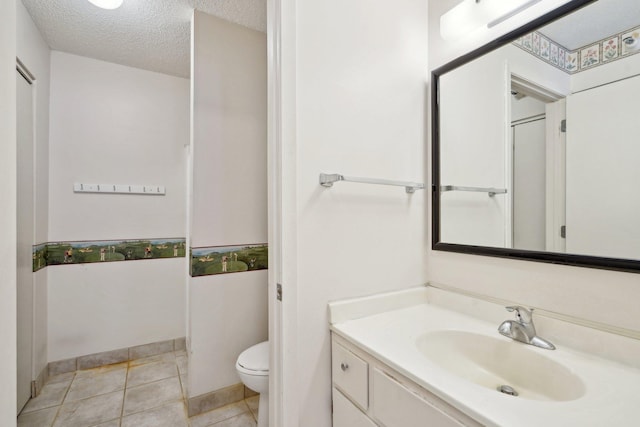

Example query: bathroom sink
[416,330,585,401]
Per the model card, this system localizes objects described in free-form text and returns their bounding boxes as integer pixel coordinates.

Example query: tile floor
[17,350,259,427]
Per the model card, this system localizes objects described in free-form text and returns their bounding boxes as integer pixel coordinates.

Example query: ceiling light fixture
[87,0,124,10]
[441,0,542,41]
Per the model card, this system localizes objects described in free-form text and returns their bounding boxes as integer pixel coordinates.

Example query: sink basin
[416,330,585,401]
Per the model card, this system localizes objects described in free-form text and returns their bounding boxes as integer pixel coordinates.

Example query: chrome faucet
[498,306,555,350]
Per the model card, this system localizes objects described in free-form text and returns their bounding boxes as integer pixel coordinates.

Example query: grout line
[48,372,76,427]
[119,362,129,423]
[246,398,258,423]
[49,405,63,427]
[124,371,180,391]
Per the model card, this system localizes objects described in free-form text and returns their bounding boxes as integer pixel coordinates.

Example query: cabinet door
[332,341,369,409]
[333,388,378,427]
[372,369,463,427]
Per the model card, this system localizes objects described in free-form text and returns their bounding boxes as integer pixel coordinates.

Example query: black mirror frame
[431,0,640,274]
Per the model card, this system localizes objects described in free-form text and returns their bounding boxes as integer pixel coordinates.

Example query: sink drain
[497,385,519,396]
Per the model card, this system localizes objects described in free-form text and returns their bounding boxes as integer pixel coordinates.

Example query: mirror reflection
[436,0,640,263]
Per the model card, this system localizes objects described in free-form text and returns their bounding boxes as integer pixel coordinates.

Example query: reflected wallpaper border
[513,26,640,75]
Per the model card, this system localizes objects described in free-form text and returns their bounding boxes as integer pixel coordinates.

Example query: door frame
[15,58,36,414]
[267,0,299,425]
[0,1,18,423]
[545,98,566,253]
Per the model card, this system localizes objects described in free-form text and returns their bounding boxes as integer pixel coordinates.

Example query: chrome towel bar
[320,173,424,194]
[440,185,507,197]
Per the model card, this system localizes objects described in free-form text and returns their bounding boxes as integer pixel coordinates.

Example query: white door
[512,118,546,251]
[566,75,640,259]
[16,68,34,413]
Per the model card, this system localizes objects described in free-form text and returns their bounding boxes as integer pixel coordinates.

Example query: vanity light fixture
[441,0,542,41]
[87,0,124,10]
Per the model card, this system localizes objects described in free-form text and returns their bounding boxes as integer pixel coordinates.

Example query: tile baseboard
[187,383,245,417]
[48,337,186,377]
[31,364,49,398]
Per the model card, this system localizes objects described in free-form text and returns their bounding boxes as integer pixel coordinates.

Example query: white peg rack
[73,183,166,195]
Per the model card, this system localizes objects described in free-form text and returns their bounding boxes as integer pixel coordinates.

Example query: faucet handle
[505,306,533,323]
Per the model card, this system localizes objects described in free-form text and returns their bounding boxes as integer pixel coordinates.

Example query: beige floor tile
[190,401,250,427]
[17,406,58,427]
[245,396,259,420]
[65,365,127,402]
[123,376,182,416]
[46,372,75,385]
[121,400,188,427]
[127,360,178,388]
[21,379,71,413]
[212,412,256,427]
[94,420,120,427]
[53,390,123,427]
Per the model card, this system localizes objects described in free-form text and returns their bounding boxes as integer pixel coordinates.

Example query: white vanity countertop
[330,288,640,427]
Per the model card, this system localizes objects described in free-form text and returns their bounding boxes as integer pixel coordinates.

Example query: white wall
[428,0,640,334]
[48,260,186,360]
[0,0,17,423]
[48,52,188,360]
[48,52,188,240]
[439,50,509,247]
[276,0,429,424]
[189,11,268,397]
[17,0,50,383]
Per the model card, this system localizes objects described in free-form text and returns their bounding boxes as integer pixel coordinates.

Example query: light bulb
[87,0,124,10]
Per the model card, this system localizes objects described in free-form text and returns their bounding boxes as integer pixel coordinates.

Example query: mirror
[432,0,640,272]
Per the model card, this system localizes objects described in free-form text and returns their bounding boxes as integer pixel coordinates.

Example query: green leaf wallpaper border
[32,238,186,271]
[190,243,268,277]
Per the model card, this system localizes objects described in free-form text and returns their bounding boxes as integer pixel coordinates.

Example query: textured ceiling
[539,0,640,50]
[21,0,266,78]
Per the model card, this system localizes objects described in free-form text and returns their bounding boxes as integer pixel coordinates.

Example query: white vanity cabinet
[331,334,483,427]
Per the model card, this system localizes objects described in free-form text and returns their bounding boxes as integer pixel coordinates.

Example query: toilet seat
[236,341,269,375]
[236,363,268,376]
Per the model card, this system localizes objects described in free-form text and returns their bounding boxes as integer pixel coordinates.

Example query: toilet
[236,341,269,427]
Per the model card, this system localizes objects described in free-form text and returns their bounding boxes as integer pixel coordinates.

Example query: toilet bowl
[236,341,269,427]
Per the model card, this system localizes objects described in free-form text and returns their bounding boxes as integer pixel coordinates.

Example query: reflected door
[566,75,640,259]
[512,118,546,251]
